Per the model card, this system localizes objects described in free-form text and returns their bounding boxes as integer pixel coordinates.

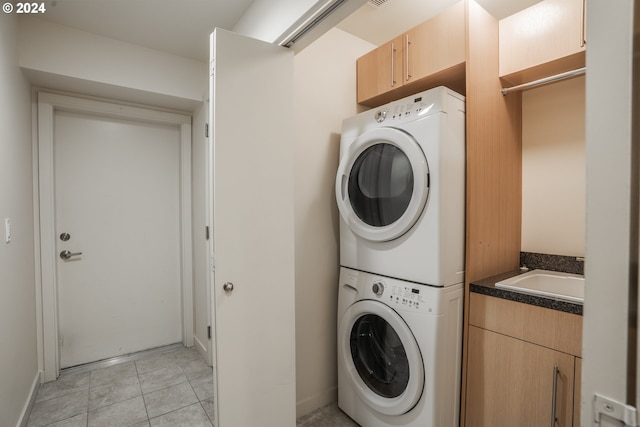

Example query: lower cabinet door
[466,326,575,427]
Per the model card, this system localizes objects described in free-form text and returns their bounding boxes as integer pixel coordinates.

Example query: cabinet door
[499,0,586,84]
[574,358,581,427]
[356,35,403,104]
[404,1,466,85]
[466,326,575,427]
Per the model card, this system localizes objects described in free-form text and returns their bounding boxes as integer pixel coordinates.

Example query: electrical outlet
[4,218,11,244]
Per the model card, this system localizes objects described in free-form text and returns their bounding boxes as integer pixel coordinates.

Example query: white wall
[17,15,212,369]
[0,12,39,427]
[293,27,374,416]
[521,76,585,256]
[18,17,207,111]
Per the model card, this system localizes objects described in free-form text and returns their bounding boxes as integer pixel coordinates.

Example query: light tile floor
[27,344,214,427]
[296,403,360,427]
[26,344,359,427]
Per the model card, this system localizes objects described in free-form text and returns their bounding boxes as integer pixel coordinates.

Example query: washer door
[335,127,429,242]
[339,300,424,415]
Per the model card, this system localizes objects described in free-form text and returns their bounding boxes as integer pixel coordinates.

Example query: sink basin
[495,269,584,304]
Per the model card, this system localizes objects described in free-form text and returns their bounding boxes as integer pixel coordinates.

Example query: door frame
[36,92,193,382]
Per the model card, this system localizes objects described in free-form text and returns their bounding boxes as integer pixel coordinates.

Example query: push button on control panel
[389,284,425,310]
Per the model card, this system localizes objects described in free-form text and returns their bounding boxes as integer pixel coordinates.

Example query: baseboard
[193,335,211,366]
[296,386,337,418]
[17,370,41,427]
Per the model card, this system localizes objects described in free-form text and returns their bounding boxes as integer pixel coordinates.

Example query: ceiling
[36,0,255,62]
[337,0,542,46]
[34,0,542,63]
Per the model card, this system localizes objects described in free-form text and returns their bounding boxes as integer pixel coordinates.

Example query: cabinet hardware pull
[580,0,586,47]
[550,365,560,427]
[391,43,396,87]
[405,34,411,81]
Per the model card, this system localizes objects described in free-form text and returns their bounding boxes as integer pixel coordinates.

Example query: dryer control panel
[374,99,429,124]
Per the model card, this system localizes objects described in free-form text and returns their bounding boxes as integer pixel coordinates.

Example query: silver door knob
[223,282,234,293]
[60,250,82,260]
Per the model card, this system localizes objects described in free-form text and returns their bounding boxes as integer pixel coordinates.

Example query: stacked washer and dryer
[336,86,466,427]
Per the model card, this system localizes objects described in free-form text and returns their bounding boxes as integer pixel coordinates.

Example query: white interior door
[209,29,296,427]
[37,94,193,376]
[55,110,181,368]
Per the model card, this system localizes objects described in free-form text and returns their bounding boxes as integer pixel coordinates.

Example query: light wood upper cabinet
[404,3,466,86]
[499,0,586,86]
[356,35,403,105]
[356,1,466,107]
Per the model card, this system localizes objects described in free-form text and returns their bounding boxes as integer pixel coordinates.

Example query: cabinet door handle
[405,34,411,81]
[391,43,396,87]
[581,0,586,47]
[550,365,560,427]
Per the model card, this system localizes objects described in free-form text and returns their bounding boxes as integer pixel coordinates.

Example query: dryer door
[339,299,424,415]
[335,127,429,242]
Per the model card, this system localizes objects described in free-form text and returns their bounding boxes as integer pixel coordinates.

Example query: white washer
[337,267,463,427]
[336,86,465,287]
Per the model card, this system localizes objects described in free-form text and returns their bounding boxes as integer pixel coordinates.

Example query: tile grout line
[138,360,151,427]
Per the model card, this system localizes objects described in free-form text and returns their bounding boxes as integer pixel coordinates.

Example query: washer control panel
[369,279,431,312]
[372,281,384,296]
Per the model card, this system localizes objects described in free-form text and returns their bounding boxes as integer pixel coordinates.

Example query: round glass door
[350,313,410,399]
[336,127,429,242]
[339,300,424,415]
[348,144,413,227]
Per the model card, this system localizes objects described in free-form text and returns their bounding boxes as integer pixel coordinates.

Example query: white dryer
[336,86,465,287]
[337,267,463,427]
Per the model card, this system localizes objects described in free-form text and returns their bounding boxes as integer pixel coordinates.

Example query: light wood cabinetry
[574,357,581,427]
[356,1,466,107]
[459,1,523,423]
[467,326,575,427]
[351,2,524,422]
[356,36,403,106]
[499,0,586,86]
[466,293,582,427]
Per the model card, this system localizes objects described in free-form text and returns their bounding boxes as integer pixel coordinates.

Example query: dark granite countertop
[470,270,583,315]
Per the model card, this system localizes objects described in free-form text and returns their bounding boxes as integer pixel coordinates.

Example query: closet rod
[501,67,586,95]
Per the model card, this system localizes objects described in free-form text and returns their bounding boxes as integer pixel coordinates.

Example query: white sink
[495,269,584,304]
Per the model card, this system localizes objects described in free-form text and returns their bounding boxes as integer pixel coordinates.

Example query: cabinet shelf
[499,0,586,87]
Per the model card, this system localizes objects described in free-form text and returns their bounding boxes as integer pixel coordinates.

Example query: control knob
[372,281,384,296]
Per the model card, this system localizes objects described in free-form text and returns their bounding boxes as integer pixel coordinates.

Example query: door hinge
[207,326,212,339]
[205,123,209,138]
[205,225,210,240]
[594,393,638,426]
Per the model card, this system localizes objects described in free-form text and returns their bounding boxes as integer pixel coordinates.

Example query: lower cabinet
[465,293,583,427]
[466,326,577,427]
